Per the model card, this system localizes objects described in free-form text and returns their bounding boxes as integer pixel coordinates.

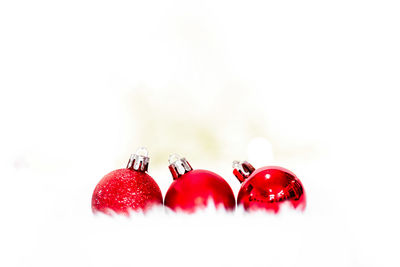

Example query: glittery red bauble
[237,166,306,212]
[92,168,163,215]
[164,169,236,212]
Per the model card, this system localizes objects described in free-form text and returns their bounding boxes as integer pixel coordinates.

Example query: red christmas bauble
[91,148,162,215]
[164,155,235,212]
[233,162,306,212]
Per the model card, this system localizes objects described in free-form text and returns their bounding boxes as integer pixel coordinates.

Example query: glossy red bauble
[91,148,162,215]
[165,155,235,212]
[234,162,306,212]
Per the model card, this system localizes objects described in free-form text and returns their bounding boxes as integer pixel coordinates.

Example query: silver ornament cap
[232,160,256,183]
[127,147,150,172]
[168,153,193,179]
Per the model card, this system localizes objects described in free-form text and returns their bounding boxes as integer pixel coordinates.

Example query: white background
[0,1,399,266]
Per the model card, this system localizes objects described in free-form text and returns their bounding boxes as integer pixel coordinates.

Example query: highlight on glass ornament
[91,147,163,215]
[164,154,236,213]
[232,160,306,213]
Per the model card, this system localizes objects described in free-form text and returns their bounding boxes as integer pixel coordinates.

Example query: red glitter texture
[91,169,162,215]
[164,169,236,213]
[237,166,306,212]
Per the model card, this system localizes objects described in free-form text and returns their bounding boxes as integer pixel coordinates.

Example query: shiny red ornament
[164,154,235,212]
[233,161,306,212]
[91,148,163,215]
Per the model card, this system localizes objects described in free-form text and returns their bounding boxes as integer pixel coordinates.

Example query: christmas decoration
[91,147,163,215]
[164,154,235,212]
[233,161,306,212]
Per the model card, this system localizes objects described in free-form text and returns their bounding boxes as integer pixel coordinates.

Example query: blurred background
[0,0,399,266]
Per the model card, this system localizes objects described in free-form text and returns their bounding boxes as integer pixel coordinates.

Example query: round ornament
[165,154,235,212]
[91,148,163,215]
[233,161,306,212]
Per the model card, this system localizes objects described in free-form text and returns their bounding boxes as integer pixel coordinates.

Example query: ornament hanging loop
[127,147,150,172]
[232,160,255,183]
